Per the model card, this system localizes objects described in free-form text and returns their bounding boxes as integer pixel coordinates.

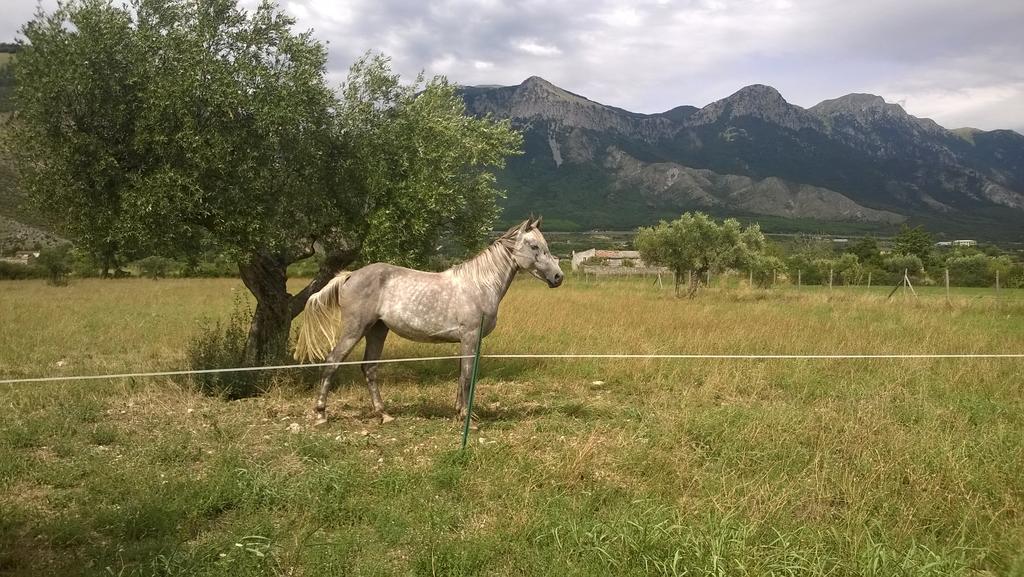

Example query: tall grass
[0,276,1022,576]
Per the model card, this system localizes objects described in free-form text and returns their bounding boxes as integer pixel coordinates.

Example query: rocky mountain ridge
[460,77,1024,235]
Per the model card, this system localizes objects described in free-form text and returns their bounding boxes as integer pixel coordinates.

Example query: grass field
[1,277,1023,576]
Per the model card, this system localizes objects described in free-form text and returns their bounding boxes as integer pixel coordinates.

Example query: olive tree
[11,0,521,361]
[635,212,765,297]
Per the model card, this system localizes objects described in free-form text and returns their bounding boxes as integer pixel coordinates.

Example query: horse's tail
[294,272,352,362]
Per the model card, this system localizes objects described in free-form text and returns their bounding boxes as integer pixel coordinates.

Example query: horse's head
[508,216,563,288]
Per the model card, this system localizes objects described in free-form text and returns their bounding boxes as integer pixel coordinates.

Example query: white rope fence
[1,352,1022,385]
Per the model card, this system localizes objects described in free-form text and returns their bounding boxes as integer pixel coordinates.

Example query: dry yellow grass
[0,276,1022,576]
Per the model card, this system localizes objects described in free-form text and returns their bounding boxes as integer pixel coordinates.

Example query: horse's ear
[521,217,533,233]
[533,215,543,229]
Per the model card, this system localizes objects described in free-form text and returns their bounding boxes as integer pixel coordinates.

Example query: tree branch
[288,247,360,318]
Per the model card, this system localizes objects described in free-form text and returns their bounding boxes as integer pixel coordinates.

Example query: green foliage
[847,236,881,266]
[635,212,766,295]
[893,225,934,265]
[749,254,785,287]
[185,300,276,399]
[135,255,175,279]
[1007,263,1024,289]
[70,248,103,278]
[35,243,73,285]
[944,253,1018,287]
[787,252,864,285]
[341,54,522,266]
[0,260,44,280]
[785,253,822,285]
[945,253,992,287]
[884,254,925,282]
[833,253,863,285]
[11,0,521,362]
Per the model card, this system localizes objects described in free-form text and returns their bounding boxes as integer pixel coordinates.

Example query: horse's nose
[552,271,564,287]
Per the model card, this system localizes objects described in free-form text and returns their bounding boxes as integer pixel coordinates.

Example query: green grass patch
[0,277,1022,575]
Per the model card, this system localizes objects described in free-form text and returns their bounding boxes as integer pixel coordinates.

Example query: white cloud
[2,0,1021,131]
[514,39,562,57]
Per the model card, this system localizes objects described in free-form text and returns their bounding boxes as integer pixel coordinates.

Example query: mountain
[460,77,1024,237]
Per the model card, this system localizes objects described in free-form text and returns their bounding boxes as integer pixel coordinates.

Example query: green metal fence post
[461,315,485,449]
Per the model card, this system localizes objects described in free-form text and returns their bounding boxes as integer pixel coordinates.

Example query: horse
[294,216,563,425]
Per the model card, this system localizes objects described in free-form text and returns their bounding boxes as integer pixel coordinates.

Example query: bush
[135,255,176,279]
[834,253,863,285]
[1007,263,1024,289]
[750,255,785,288]
[186,300,278,399]
[786,253,825,285]
[0,260,45,280]
[70,249,103,278]
[945,253,991,287]
[35,244,73,285]
[884,254,924,277]
[187,255,238,278]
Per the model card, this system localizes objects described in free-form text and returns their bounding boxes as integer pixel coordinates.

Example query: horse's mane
[448,226,520,294]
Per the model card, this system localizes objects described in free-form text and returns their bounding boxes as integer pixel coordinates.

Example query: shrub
[750,255,785,288]
[70,249,103,278]
[0,260,44,280]
[135,256,176,279]
[1007,263,1024,289]
[185,300,279,399]
[35,244,73,285]
[834,253,863,285]
[884,254,924,277]
[785,254,813,285]
[945,253,991,287]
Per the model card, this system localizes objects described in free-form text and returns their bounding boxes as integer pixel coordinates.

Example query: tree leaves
[10,1,521,273]
[635,211,767,296]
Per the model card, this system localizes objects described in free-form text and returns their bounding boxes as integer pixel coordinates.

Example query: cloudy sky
[3,0,1022,132]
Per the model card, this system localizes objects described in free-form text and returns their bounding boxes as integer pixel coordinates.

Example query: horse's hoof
[380,413,395,424]
[314,415,329,426]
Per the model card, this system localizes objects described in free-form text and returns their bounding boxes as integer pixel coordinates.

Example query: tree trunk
[687,265,707,298]
[239,253,293,363]
[239,248,360,364]
[288,250,358,319]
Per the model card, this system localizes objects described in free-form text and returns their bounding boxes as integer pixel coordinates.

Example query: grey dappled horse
[294,217,563,424]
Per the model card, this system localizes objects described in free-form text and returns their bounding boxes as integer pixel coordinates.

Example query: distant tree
[846,236,881,267]
[884,254,925,279]
[893,225,933,265]
[136,255,174,279]
[635,212,765,297]
[833,253,862,285]
[11,0,520,361]
[35,243,73,285]
[749,254,785,288]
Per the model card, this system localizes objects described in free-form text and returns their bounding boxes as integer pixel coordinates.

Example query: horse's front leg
[456,333,478,424]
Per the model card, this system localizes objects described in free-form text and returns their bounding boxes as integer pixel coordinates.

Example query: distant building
[832,238,849,244]
[952,239,977,247]
[571,249,645,271]
[0,251,41,265]
[935,241,952,247]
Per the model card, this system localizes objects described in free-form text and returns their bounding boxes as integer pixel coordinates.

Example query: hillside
[461,78,1024,238]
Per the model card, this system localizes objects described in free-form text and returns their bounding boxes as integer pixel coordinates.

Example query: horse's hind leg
[362,321,392,424]
[313,329,364,425]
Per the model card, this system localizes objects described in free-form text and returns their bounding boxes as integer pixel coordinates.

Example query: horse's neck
[451,243,519,309]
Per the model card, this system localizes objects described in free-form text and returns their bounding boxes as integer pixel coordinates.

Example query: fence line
[2,352,1022,386]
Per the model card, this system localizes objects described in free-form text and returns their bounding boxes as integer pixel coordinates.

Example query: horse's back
[344,263,463,342]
